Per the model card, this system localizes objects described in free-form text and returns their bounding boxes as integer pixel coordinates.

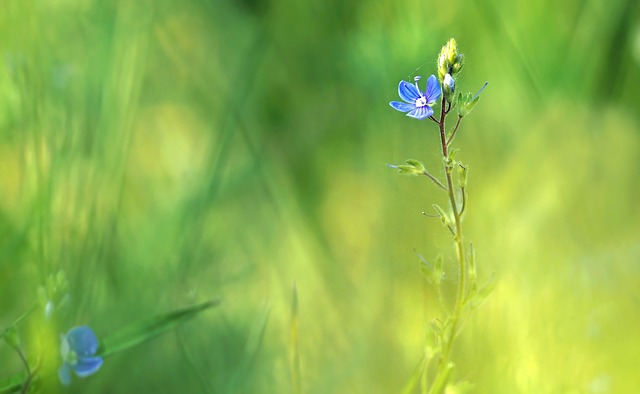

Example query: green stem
[433,95,467,392]
[438,96,449,158]
[421,171,447,191]
[17,350,32,394]
[446,116,463,147]
[0,305,38,338]
[459,187,467,217]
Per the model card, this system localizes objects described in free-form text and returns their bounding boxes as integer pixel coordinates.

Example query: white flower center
[415,96,428,108]
[60,334,78,365]
[60,334,70,360]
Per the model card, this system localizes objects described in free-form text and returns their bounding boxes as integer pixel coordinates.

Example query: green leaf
[400,353,427,394]
[404,159,424,170]
[0,372,25,394]
[450,89,459,109]
[446,380,475,394]
[419,261,431,278]
[434,255,443,278]
[388,159,426,176]
[98,299,222,358]
[446,149,459,164]
[469,279,495,310]
[0,305,37,340]
[463,96,480,116]
[225,303,271,393]
[432,204,450,227]
[430,318,445,341]
[290,282,301,394]
[428,362,454,394]
[458,82,487,117]
[2,326,20,348]
[418,253,444,285]
[467,244,477,284]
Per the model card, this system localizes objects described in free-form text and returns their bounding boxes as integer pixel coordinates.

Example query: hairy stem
[433,95,467,392]
[421,171,447,191]
[446,116,463,147]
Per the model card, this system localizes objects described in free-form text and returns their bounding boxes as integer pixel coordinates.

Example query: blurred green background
[1,0,639,392]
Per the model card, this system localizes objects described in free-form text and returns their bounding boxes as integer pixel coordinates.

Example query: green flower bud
[432,204,451,228]
[39,270,70,319]
[452,54,464,74]
[387,159,426,176]
[3,325,21,348]
[446,39,458,64]
[443,73,455,102]
[458,164,468,189]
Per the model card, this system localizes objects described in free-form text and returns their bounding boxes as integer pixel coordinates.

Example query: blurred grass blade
[98,299,221,358]
[0,372,25,394]
[428,362,453,394]
[177,326,214,394]
[0,305,38,339]
[290,282,301,394]
[401,354,427,394]
[226,302,271,392]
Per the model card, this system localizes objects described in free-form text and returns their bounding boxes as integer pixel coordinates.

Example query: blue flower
[390,75,442,120]
[58,326,103,385]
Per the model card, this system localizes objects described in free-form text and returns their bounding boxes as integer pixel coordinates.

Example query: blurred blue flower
[58,326,103,385]
[390,75,442,120]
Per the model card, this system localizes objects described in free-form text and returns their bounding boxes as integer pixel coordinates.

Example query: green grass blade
[98,299,221,358]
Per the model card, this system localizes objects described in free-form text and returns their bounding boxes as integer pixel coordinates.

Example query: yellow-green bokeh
[1,0,639,393]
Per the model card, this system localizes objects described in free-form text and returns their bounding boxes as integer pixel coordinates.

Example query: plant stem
[438,97,449,158]
[19,361,32,393]
[421,171,447,191]
[433,95,467,391]
[446,116,463,147]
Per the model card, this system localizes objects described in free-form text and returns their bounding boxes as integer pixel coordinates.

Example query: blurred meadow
[1,0,640,392]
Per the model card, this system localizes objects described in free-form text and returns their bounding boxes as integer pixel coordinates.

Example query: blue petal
[406,105,434,120]
[67,326,99,356]
[74,356,103,378]
[424,75,442,104]
[398,80,420,103]
[390,101,415,113]
[58,363,72,386]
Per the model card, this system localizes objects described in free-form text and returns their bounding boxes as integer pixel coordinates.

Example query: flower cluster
[437,38,464,83]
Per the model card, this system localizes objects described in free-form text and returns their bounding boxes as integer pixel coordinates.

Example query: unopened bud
[443,73,455,101]
[437,38,464,82]
[387,159,426,176]
[458,164,468,188]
